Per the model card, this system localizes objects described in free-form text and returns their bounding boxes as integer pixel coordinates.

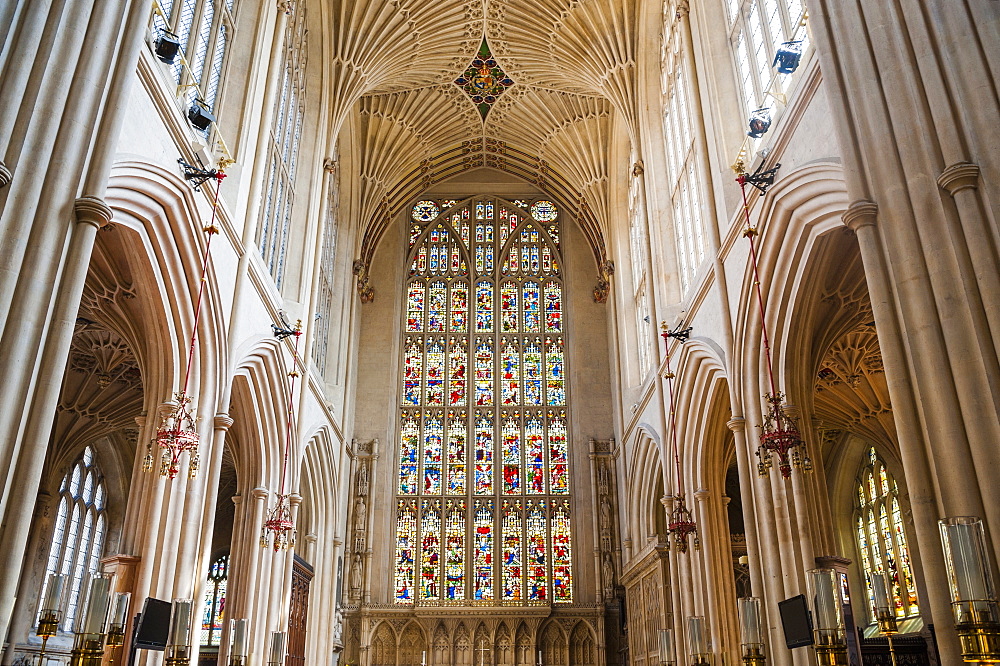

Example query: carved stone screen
[394,197,573,606]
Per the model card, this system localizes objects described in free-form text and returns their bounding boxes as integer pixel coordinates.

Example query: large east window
[393,197,573,606]
[855,447,919,622]
[37,447,107,631]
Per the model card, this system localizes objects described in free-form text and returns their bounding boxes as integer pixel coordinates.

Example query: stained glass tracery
[395,198,572,605]
[855,448,919,622]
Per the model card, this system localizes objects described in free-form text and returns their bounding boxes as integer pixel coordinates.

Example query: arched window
[854,447,919,621]
[661,0,707,293]
[37,446,107,630]
[727,0,809,127]
[394,197,573,606]
[201,554,229,646]
[627,152,653,378]
[151,0,236,136]
[259,5,308,287]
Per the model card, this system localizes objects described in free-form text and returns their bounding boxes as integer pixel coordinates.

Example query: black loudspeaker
[133,597,172,650]
[778,594,814,649]
[154,32,181,64]
[187,103,217,131]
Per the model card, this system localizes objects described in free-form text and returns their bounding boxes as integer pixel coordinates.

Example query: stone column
[843,202,959,661]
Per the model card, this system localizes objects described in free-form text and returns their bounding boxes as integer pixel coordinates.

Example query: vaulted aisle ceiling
[331,0,639,293]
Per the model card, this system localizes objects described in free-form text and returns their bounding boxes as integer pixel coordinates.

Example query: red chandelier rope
[735,173,810,478]
[147,172,225,479]
[660,329,698,552]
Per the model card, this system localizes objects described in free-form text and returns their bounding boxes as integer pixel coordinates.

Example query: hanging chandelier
[736,165,812,479]
[143,160,225,479]
[660,323,699,553]
[261,318,303,551]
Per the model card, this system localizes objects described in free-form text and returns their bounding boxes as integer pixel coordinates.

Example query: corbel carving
[593,260,615,303]
[937,161,980,196]
[353,260,375,303]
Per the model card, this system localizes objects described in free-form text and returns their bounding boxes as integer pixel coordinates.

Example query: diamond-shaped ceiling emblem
[454,39,514,120]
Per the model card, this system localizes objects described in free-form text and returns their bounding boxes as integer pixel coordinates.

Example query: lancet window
[259,4,308,287]
[201,555,229,646]
[394,197,573,606]
[662,1,707,293]
[854,447,919,621]
[727,0,809,118]
[36,446,107,630]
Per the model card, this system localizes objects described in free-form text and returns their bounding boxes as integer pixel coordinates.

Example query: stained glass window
[201,555,228,646]
[854,447,919,622]
[394,198,572,605]
[36,447,107,631]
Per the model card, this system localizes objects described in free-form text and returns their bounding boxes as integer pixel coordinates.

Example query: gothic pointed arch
[539,621,567,666]
[371,622,398,666]
[569,622,596,666]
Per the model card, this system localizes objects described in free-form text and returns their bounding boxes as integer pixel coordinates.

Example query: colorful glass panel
[399,414,419,494]
[445,502,466,600]
[473,501,494,600]
[523,282,540,332]
[544,281,562,331]
[548,410,568,494]
[407,284,424,332]
[403,338,422,406]
[395,501,416,602]
[423,416,443,494]
[525,416,545,494]
[448,337,467,406]
[501,341,520,405]
[476,282,493,332]
[425,338,445,405]
[450,283,468,332]
[447,412,467,495]
[475,339,494,406]
[412,200,440,222]
[475,412,494,494]
[419,501,441,600]
[502,502,523,601]
[428,282,447,332]
[501,282,518,332]
[551,503,572,602]
[526,502,547,601]
[530,200,558,222]
[523,339,543,406]
[502,415,521,495]
[545,337,565,405]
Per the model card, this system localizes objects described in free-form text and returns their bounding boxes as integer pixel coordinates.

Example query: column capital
[842,200,878,232]
[727,417,746,432]
[214,414,234,430]
[937,161,980,196]
[0,161,11,188]
[74,196,113,229]
[289,492,303,506]
[693,488,710,502]
[304,533,318,545]
[251,486,269,500]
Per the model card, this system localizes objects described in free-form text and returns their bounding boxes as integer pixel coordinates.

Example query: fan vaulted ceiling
[332,0,639,297]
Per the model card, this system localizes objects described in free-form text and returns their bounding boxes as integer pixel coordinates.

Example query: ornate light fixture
[736,166,812,478]
[939,516,1000,663]
[36,573,66,663]
[660,323,699,553]
[773,41,804,74]
[143,160,225,479]
[747,108,772,139]
[260,318,303,551]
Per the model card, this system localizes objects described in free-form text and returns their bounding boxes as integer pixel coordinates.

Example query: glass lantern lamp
[738,597,766,665]
[268,631,287,666]
[808,568,848,665]
[37,573,66,661]
[658,628,676,666]
[229,618,249,666]
[870,573,898,666]
[166,599,193,666]
[687,617,711,666]
[71,574,112,666]
[939,516,1000,662]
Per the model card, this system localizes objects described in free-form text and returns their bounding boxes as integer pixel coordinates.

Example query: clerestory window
[393,197,573,606]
